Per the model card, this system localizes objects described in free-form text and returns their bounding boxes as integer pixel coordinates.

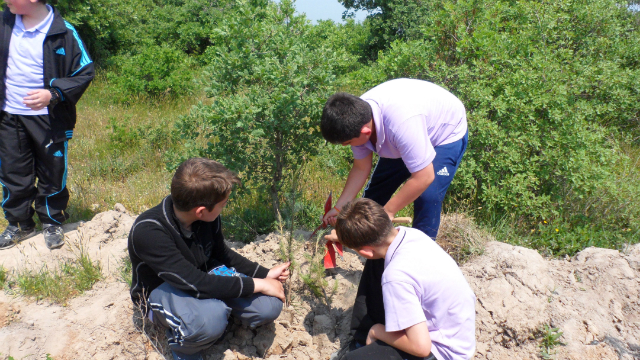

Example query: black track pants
[0,111,70,227]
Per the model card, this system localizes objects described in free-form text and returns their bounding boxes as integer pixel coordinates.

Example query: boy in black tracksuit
[129,158,290,360]
[0,0,94,250]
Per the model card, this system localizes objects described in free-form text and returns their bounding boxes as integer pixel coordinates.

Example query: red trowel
[307,191,344,269]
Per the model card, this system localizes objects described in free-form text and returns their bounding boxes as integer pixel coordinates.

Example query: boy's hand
[253,278,285,302]
[322,207,340,227]
[23,89,52,111]
[324,229,339,243]
[267,262,290,283]
[366,323,384,345]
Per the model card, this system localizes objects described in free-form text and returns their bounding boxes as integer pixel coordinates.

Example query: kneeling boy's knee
[262,296,283,322]
[250,296,283,327]
[200,305,231,340]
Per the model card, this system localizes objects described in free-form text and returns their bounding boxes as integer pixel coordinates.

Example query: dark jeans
[363,131,468,239]
[352,132,468,344]
[343,340,438,360]
[0,112,70,227]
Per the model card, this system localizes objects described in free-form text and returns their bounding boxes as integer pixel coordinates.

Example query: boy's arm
[323,153,373,225]
[383,115,436,218]
[208,217,271,278]
[49,27,94,105]
[367,322,432,358]
[131,221,257,299]
[383,164,434,219]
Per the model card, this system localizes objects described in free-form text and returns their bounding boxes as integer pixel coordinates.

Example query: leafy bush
[169,0,358,216]
[108,43,196,99]
[341,0,432,61]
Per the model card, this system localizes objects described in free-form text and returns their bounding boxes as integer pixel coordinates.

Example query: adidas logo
[55,48,65,56]
[437,167,450,176]
[53,150,63,157]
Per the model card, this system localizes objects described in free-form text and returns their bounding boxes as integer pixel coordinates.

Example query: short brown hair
[335,198,394,249]
[171,158,241,212]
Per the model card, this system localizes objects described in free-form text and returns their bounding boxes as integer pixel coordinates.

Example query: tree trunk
[270,133,284,216]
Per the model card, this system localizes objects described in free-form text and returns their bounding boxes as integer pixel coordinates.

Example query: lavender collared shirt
[383,227,476,360]
[351,78,467,173]
[3,5,54,115]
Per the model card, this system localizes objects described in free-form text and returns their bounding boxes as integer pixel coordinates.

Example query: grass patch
[538,324,564,359]
[118,254,133,287]
[8,252,102,305]
[0,265,7,288]
[437,213,491,264]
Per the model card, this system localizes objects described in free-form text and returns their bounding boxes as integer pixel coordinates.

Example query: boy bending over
[328,198,476,360]
[128,158,290,360]
[320,79,468,345]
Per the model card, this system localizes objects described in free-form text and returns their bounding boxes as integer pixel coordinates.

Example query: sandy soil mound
[468,241,640,360]
[1,207,639,360]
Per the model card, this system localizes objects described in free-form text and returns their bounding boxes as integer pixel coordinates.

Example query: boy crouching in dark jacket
[128,158,290,360]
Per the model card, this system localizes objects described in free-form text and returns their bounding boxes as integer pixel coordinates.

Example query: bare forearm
[335,155,372,208]
[369,323,432,358]
[384,163,434,217]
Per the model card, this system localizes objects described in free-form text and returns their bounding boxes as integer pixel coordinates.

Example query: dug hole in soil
[1,205,639,360]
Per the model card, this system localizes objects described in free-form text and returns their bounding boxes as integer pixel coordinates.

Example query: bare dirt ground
[1,205,639,360]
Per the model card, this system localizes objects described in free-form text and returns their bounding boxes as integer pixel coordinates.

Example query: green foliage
[341,0,432,60]
[349,0,640,253]
[300,231,338,304]
[170,0,357,216]
[539,324,564,359]
[107,42,197,99]
[47,0,233,97]
[0,265,7,288]
[118,255,133,287]
[8,252,102,304]
[50,0,231,64]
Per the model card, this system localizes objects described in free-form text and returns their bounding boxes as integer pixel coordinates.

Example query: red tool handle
[324,241,344,269]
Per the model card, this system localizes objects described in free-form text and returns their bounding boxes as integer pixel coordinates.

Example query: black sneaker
[43,224,65,249]
[0,225,36,250]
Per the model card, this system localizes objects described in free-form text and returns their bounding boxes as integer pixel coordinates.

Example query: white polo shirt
[3,5,54,116]
[383,227,476,360]
[351,79,468,173]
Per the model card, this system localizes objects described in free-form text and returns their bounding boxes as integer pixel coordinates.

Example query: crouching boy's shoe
[171,350,203,360]
[0,225,36,249]
[43,224,65,249]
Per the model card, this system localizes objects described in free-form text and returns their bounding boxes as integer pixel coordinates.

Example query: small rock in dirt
[114,203,127,213]
[222,349,236,360]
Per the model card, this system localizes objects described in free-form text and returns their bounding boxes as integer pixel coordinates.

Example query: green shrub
[169,0,358,217]
[118,255,132,287]
[108,43,196,99]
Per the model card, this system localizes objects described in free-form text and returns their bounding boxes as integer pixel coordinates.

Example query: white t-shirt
[383,227,476,360]
[351,78,468,173]
[3,5,54,115]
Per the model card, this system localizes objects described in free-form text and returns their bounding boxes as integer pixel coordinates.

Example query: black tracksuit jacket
[0,6,94,142]
[128,196,270,305]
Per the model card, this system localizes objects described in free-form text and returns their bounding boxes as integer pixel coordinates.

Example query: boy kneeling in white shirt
[327,198,476,360]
